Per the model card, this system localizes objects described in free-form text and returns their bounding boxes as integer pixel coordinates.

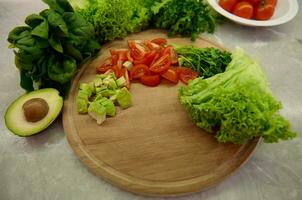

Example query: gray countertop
[0,1,301,200]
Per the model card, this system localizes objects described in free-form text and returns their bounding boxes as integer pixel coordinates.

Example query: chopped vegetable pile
[96,38,199,87]
[7,0,100,95]
[176,46,232,78]
[179,48,296,144]
[77,72,132,125]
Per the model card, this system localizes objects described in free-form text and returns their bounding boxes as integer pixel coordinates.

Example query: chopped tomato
[146,42,162,51]
[161,68,179,84]
[122,68,131,89]
[219,0,238,12]
[112,65,123,78]
[177,67,198,84]
[150,54,171,74]
[130,64,150,79]
[128,40,149,60]
[232,1,254,19]
[151,38,167,46]
[140,75,161,87]
[111,55,118,65]
[96,57,112,73]
[110,49,128,57]
[126,51,133,62]
[133,50,157,66]
[161,46,178,64]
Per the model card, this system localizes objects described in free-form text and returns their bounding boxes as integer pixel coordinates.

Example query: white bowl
[207,0,299,26]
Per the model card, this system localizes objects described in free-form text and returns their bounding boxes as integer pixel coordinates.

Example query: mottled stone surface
[0,1,301,200]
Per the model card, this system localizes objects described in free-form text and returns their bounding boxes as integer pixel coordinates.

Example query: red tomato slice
[161,46,178,64]
[146,42,162,51]
[133,50,157,66]
[151,38,167,46]
[177,67,198,84]
[96,57,112,73]
[161,68,179,84]
[110,49,128,57]
[150,54,171,74]
[112,65,123,78]
[122,68,131,89]
[126,51,133,62]
[140,75,161,87]
[111,55,118,65]
[130,64,150,79]
[128,40,149,60]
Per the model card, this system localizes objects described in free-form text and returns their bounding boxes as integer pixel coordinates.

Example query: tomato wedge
[151,38,167,46]
[133,50,157,66]
[128,40,149,60]
[96,57,112,73]
[111,65,123,78]
[161,46,178,64]
[150,54,171,74]
[140,75,161,87]
[177,67,198,84]
[130,64,149,79]
[161,68,179,84]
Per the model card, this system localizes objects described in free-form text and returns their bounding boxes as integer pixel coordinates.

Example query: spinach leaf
[31,17,49,39]
[49,33,63,53]
[42,0,73,14]
[20,70,34,91]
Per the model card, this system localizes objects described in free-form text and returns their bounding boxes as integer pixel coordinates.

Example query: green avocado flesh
[5,88,63,137]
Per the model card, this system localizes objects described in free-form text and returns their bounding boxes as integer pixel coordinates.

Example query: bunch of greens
[7,0,100,95]
[70,0,152,44]
[179,48,296,144]
[151,0,218,41]
[176,46,232,78]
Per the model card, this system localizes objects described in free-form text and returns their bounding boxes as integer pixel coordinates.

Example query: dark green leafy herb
[151,0,218,41]
[176,46,232,78]
[7,0,100,95]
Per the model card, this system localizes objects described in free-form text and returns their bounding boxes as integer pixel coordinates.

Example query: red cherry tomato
[245,0,260,5]
[177,67,198,84]
[149,54,171,74]
[151,38,167,46]
[130,64,150,79]
[219,0,238,12]
[266,0,277,7]
[161,46,178,64]
[161,68,179,84]
[140,75,161,87]
[232,1,254,19]
[255,3,274,20]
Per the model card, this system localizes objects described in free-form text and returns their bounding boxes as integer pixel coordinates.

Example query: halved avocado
[5,88,63,137]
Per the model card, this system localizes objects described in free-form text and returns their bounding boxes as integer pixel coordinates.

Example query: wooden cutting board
[63,30,259,197]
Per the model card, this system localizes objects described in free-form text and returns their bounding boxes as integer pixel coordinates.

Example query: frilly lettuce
[179,48,296,144]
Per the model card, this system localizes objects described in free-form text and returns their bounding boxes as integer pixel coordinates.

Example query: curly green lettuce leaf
[179,48,296,144]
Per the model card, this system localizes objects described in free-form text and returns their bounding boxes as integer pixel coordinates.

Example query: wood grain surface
[63,30,259,197]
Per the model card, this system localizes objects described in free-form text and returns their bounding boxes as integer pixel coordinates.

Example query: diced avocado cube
[88,101,106,125]
[76,97,88,113]
[108,79,118,89]
[94,77,103,87]
[98,89,116,98]
[79,83,94,97]
[94,94,103,102]
[116,87,132,109]
[116,76,126,88]
[109,94,117,103]
[99,98,116,117]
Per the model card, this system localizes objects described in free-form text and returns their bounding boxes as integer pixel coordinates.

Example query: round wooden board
[63,30,259,197]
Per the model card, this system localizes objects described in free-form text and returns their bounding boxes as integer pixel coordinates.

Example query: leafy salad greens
[7,0,100,95]
[179,48,296,144]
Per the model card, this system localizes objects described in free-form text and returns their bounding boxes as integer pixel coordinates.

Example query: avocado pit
[22,98,49,122]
